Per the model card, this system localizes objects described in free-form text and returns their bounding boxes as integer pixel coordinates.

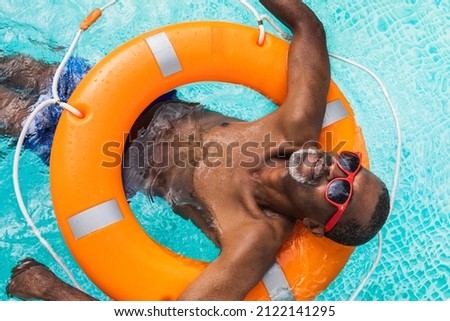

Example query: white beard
[288,147,323,185]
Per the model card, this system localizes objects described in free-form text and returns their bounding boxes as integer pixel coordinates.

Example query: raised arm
[260,0,330,145]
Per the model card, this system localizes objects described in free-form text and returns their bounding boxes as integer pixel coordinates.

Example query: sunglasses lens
[339,152,360,173]
[327,180,351,204]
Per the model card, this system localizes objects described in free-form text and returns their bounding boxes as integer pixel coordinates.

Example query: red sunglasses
[324,151,362,233]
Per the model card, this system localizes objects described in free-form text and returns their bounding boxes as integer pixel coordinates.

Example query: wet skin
[3,0,384,301]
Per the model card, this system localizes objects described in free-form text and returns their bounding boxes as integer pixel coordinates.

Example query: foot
[6,258,57,300]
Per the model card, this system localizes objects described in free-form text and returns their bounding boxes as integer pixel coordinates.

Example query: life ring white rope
[13,1,117,290]
[239,0,402,300]
[13,0,401,299]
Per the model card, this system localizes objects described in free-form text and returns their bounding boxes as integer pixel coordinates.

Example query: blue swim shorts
[23,57,177,165]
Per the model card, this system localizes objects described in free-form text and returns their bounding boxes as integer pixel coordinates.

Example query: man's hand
[260,0,330,146]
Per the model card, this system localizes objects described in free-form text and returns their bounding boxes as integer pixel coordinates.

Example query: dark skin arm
[179,0,330,300]
[5,1,331,302]
[178,219,286,300]
[260,0,330,146]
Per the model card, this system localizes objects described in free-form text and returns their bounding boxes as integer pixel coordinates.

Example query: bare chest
[192,123,266,214]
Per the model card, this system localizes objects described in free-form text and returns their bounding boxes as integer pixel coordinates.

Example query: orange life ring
[50,21,369,300]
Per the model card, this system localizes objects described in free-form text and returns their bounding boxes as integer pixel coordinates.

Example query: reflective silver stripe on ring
[145,32,182,77]
[262,262,295,301]
[322,99,349,128]
[68,199,124,240]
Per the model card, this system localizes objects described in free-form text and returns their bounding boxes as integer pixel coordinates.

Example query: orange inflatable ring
[50,21,369,300]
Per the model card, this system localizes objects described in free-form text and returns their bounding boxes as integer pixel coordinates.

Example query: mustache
[288,148,331,185]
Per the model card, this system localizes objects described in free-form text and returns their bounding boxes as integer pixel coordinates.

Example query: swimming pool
[1,0,448,301]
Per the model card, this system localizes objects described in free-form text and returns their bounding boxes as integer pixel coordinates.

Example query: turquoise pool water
[1,0,448,301]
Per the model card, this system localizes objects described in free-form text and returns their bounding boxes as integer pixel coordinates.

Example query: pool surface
[1,0,448,301]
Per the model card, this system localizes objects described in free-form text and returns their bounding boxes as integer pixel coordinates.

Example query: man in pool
[4,0,389,300]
